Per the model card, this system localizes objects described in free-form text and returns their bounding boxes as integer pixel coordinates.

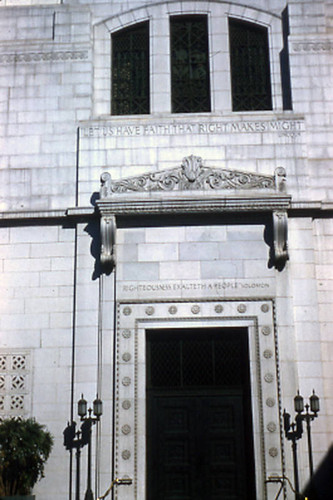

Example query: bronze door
[146,328,256,500]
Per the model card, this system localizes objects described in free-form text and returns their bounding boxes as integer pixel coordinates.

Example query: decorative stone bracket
[96,156,290,271]
[97,197,117,272]
[272,211,289,266]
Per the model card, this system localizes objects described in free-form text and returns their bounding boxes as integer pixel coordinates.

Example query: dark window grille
[229,18,272,111]
[111,22,149,115]
[170,15,211,113]
[147,329,246,389]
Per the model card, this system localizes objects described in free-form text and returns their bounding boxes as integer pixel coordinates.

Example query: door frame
[114,299,283,500]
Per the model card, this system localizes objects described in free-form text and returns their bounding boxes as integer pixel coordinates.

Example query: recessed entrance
[146,328,256,500]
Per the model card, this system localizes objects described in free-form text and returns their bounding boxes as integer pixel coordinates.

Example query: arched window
[229,19,272,111]
[170,15,211,113]
[111,21,150,115]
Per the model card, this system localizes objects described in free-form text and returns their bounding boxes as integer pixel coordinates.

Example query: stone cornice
[0,49,89,64]
[0,201,332,223]
[96,195,291,215]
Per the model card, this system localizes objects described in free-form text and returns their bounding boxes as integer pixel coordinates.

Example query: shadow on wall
[84,217,102,281]
[84,192,102,281]
[263,221,287,272]
[303,446,333,499]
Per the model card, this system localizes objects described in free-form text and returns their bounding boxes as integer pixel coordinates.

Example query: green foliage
[0,418,53,496]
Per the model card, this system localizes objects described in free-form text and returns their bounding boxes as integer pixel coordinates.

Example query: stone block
[51,257,74,271]
[294,305,319,323]
[117,243,138,262]
[145,227,185,243]
[294,321,321,342]
[0,297,24,314]
[226,225,264,241]
[40,270,73,287]
[1,312,49,330]
[30,242,74,259]
[290,263,316,279]
[10,225,58,244]
[244,260,272,278]
[298,361,323,378]
[14,286,58,298]
[219,241,268,260]
[138,243,178,261]
[0,330,41,348]
[0,135,40,155]
[0,228,10,244]
[75,309,99,327]
[120,262,159,281]
[292,279,318,305]
[316,263,333,280]
[185,226,227,242]
[0,243,30,259]
[118,229,146,244]
[4,257,51,272]
[297,342,322,361]
[179,242,219,260]
[201,260,243,279]
[1,271,40,287]
[26,296,71,314]
[50,312,72,329]
[159,261,200,280]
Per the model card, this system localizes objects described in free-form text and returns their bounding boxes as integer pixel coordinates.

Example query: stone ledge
[1,200,333,223]
[96,195,291,215]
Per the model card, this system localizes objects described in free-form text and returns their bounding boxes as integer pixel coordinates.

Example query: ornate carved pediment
[99,155,286,198]
[96,156,290,271]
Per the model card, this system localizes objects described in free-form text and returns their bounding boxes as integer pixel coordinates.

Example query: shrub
[0,418,53,496]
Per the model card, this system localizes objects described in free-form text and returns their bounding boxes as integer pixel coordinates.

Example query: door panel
[146,328,256,500]
[202,397,246,500]
[150,397,196,500]
[148,395,248,500]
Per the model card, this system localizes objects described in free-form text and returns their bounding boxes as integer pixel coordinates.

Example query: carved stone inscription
[81,118,304,138]
[0,51,89,64]
[291,40,333,52]
[118,278,275,300]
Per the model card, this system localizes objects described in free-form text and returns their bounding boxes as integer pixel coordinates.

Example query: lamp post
[78,395,103,500]
[283,408,303,500]
[64,395,103,500]
[283,390,320,499]
[294,390,320,477]
[63,421,84,500]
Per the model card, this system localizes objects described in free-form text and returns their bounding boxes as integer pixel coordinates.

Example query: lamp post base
[84,488,94,500]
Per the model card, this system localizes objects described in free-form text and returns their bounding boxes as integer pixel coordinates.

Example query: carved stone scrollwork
[100,214,116,271]
[102,155,277,194]
[100,172,112,199]
[274,167,287,193]
[273,211,289,267]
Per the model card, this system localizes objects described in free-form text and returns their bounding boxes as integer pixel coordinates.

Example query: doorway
[146,328,256,500]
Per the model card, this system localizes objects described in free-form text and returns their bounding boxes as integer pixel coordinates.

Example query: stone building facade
[0,0,333,499]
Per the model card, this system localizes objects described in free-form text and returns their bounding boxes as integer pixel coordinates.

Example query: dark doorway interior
[146,328,256,500]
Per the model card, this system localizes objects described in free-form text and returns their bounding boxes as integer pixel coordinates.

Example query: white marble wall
[0,0,333,498]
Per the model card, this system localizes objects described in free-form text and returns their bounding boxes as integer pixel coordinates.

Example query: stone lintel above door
[96,156,291,270]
